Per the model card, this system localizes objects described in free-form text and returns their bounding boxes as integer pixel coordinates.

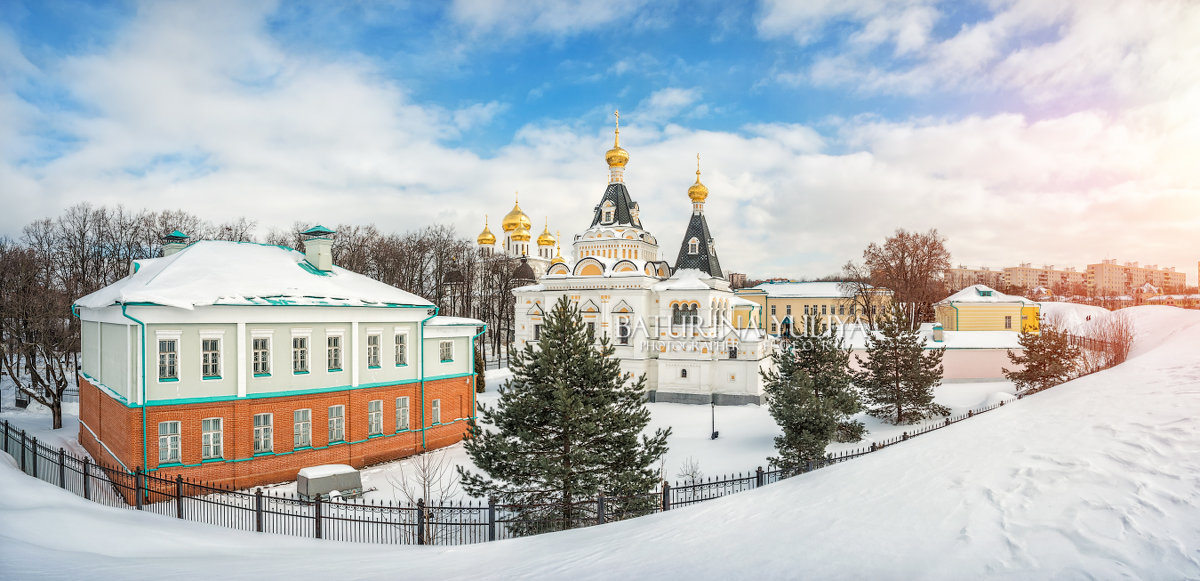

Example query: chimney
[301,225,335,272]
[162,230,189,257]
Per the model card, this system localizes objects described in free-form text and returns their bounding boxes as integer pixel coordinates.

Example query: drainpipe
[951,303,961,332]
[470,324,488,423]
[418,306,439,450]
[120,303,148,473]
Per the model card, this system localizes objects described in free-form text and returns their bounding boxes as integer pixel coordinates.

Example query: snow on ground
[1039,301,1115,333]
[2,305,1199,579]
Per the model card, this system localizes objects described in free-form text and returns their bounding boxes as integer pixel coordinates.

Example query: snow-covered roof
[744,281,869,298]
[653,268,718,291]
[75,241,435,311]
[296,464,357,479]
[730,296,758,307]
[939,285,1033,305]
[427,316,485,327]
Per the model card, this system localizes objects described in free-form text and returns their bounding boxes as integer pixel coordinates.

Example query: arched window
[688,237,699,254]
[680,369,688,378]
[602,201,615,224]
[672,304,683,325]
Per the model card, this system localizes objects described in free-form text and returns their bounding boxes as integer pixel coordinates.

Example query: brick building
[73,229,484,490]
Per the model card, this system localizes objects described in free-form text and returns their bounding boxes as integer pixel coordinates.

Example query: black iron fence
[1,391,1028,546]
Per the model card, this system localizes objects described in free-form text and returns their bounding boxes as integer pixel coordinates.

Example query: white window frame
[156,331,181,382]
[439,340,454,362]
[394,328,408,366]
[253,413,273,454]
[326,330,344,371]
[431,399,442,424]
[201,417,223,460]
[688,237,699,255]
[292,330,311,374]
[368,400,383,436]
[366,332,382,368]
[251,331,272,376]
[158,421,180,464]
[396,396,410,431]
[294,408,312,448]
[200,329,224,379]
[328,405,345,443]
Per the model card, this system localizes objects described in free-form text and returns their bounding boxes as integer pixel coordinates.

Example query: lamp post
[710,394,719,440]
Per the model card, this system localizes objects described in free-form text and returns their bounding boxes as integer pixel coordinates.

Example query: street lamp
[710,393,719,440]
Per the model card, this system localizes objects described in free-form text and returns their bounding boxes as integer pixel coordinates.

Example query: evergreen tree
[762,316,865,474]
[1003,324,1081,393]
[852,306,949,424]
[474,344,486,393]
[459,295,670,534]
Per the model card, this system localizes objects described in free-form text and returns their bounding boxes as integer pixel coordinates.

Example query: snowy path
[2,305,1199,579]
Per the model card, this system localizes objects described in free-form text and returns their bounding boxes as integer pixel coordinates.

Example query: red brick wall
[77,374,477,492]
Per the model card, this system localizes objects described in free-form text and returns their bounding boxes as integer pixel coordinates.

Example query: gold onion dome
[605,110,630,168]
[688,153,709,203]
[477,216,496,246]
[511,225,532,242]
[537,220,556,246]
[501,192,531,233]
[551,232,566,264]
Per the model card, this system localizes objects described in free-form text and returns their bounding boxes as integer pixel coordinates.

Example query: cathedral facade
[512,114,772,405]
[475,193,562,280]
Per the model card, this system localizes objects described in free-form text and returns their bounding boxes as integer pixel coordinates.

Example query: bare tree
[840,260,880,329]
[861,228,952,329]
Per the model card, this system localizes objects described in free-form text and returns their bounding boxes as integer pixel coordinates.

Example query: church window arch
[688,237,699,255]
[680,368,688,378]
[602,201,615,224]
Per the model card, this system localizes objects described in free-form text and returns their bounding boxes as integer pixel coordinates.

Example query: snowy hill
[2,306,1200,580]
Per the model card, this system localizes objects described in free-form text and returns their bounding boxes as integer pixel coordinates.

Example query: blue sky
[2,0,1198,282]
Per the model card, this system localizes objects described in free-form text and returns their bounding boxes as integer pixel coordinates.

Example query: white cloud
[634,87,703,124]
[449,0,649,38]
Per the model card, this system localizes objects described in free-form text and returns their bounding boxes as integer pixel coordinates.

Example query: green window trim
[158,377,180,383]
[293,370,310,375]
[202,375,222,380]
[253,373,271,378]
[368,365,381,369]
[328,368,343,372]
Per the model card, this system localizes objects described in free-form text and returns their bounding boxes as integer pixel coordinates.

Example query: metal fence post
[58,448,66,488]
[755,466,764,488]
[314,496,323,539]
[661,482,671,511]
[30,436,38,478]
[487,498,496,542]
[82,457,91,500]
[135,467,143,510]
[176,474,184,519]
[255,489,264,532]
[416,498,426,545]
[902,432,909,441]
[597,493,606,525]
[3,420,8,454]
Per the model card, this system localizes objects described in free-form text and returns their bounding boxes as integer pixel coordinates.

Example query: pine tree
[852,306,949,424]
[474,344,486,393]
[1003,324,1081,393]
[763,317,865,474]
[459,295,670,534]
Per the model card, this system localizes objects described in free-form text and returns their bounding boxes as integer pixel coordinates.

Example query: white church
[507,113,772,405]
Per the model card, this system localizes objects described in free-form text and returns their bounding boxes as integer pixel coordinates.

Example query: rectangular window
[822,305,828,315]
[431,399,442,424]
[839,305,846,316]
[367,334,381,368]
[158,421,180,463]
[770,305,776,315]
[440,340,453,362]
[618,319,631,345]
[328,405,345,443]
[786,305,791,315]
[396,397,410,431]
[201,338,220,378]
[368,400,383,436]
[394,333,407,366]
[533,325,542,341]
[327,336,342,371]
[253,337,270,375]
[158,339,177,380]
[292,336,309,373]
[1004,315,1013,329]
[201,418,223,460]
[586,321,595,336]
[804,305,809,315]
[294,409,312,448]
[253,413,273,454]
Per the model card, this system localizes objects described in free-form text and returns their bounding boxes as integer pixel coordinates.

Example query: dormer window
[688,237,699,255]
[602,201,615,224]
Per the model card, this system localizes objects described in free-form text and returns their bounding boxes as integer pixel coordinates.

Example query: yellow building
[1087,260,1186,296]
[935,285,1040,333]
[945,266,1004,291]
[735,281,893,334]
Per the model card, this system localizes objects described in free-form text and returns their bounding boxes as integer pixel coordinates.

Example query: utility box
[296,464,363,501]
[932,323,945,343]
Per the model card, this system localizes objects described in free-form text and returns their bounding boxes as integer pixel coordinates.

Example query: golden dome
[605,110,629,168]
[477,216,496,246]
[551,232,566,264]
[688,153,709,203]
[501,192,531,233]
[537,220,556,246]
[511,225,531,242]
